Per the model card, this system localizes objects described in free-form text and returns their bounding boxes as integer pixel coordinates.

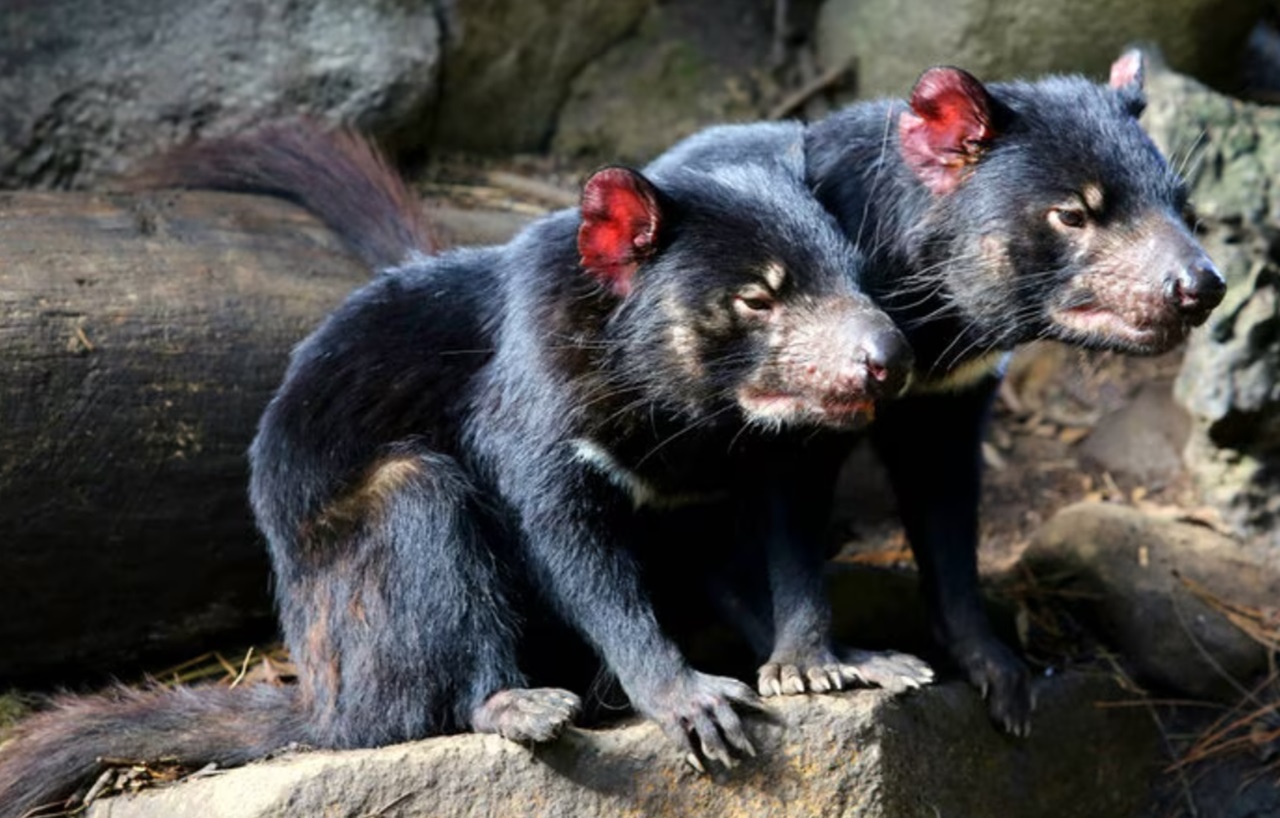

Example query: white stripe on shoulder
[570,438,726,510]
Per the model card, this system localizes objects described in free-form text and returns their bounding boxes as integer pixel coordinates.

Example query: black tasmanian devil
[650,50,1225,734]
[0,124,932,817]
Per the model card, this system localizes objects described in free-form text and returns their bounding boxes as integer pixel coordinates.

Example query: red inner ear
[1109,49,1145,92]
[577,167,661,297]
[898,67,995,195]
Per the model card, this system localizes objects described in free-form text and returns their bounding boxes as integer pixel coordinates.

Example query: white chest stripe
[570,438,726,510]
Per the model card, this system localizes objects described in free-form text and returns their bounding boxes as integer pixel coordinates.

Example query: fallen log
[0,189,371,682]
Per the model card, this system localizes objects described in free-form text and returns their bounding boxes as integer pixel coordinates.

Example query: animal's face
[577,165,912,431]
[899,52,1224,355]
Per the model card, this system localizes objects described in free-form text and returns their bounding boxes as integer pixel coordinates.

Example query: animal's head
[577,164,912,431]
[897,50,1223,355]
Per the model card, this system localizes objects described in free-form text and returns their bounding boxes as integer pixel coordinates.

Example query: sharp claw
[704,744,733,769]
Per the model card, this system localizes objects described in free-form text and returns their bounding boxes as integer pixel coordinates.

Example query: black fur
[652,53,1224,734]
[0,126,916,816]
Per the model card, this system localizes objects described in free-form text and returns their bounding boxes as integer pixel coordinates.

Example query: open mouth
[1050,304,1173,348]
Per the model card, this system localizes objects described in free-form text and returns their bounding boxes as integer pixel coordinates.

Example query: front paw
[953,636,1034,736]
[639,670,760,772]
[758,646,934,697]
[835,646,934,694]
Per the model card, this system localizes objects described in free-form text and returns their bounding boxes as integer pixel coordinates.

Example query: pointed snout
[1164,255,1225,325]
[857,322,914,400]
[818,315,913,403]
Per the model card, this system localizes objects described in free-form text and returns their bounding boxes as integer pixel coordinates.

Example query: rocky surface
[1077,382,1191,485]
[1022,502,1278,701]
[87,673,1155,818]
[551,0,780,165]
[0,0,441,189]
[816,0,1265,100]
[1141,62,1280,545]
[431,0,649,155]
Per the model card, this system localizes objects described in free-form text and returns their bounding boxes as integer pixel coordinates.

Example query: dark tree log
[0,190,370,682]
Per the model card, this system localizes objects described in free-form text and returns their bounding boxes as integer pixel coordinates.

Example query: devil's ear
[577,167,663,297]
[1109,49,1147,116]
[898,66,997,196]
[1109,49,1145,93]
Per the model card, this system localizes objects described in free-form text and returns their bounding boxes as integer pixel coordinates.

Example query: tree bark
[0,190,369,682]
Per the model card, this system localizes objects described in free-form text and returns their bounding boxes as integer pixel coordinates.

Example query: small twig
[213,652,239,680]
[1099,652,1200,817]
[1094,698,1227,710]
[768,62,852,121]
[229,647,255,689]
[1170,582,1258,705]
[185,762,225,780]
[1175,571,1280,653]
[153,652,216,683]
[359,792,414,817]
[80,769,115,808]
[73,325,94,352]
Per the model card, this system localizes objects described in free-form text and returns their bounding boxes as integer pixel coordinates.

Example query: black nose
[1166,257,1225,323]
[860,325,914,399]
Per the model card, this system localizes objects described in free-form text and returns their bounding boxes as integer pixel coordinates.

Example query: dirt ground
[833,342,1198,572]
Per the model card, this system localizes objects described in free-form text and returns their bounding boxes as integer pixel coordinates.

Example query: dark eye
[733,286,775,317]
[1050,207,1088,230]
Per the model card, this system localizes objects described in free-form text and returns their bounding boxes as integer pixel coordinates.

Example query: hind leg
[272,448,578,749]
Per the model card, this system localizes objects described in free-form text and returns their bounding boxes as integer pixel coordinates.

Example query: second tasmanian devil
[649,50,1225,734]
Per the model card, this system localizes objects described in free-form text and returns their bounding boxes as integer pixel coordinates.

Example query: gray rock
[816,0,1265,100]
[1142,64,1280,540]
[87,673,1155,818]
[0,0,441,189]
[1078,381,1191,485]
[431,0,650,155]
[551,1,778,164]
[1023,502,1278,701]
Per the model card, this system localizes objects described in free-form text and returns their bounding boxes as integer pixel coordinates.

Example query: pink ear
[1109,49,1145,92]
[898,66,996,196]
[577,167,662,297]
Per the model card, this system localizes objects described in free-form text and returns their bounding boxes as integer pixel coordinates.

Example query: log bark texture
[0,190,368,682]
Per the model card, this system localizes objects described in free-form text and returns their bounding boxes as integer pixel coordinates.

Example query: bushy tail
[135,123,434,270]
[0,684,306,818]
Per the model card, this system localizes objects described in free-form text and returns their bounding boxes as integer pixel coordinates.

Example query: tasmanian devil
[0,124,931,817]
[649,50,1225,735]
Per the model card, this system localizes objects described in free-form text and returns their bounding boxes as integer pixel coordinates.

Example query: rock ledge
[90,672,1155,818]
